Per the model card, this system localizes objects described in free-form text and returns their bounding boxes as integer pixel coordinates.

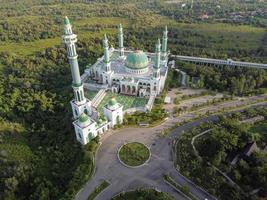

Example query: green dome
[126,50,148,69]
[108,97,118,106]
[79,113,89,123]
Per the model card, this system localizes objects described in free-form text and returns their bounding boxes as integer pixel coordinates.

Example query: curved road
[75,116,218,200]
[75,102,267,200]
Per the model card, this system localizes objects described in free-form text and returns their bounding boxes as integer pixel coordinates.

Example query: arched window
[78,132,82,139]
[80,91,83,101]
[71,45,75,56]
[77,91,80,101]
[132,86,136,93]
[127,85,131,92]
[122,85,126,92]
[116,115,120,124]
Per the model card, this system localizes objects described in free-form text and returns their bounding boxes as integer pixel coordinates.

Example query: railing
[173,55,267,69]
[84,83,108,91]
[146,94,156,111]
[92,89,106,107]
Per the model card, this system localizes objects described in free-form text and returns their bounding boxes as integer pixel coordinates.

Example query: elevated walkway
[173,55,267,69]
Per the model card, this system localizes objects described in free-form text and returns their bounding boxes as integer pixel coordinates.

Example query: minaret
[62,16,91,118]
[118,24,124,57]
[153,39,161,79]
[103,34,111,72]
[161,26,168,61]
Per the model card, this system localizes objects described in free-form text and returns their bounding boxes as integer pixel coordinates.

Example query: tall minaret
[161,26,168,61]
[118,24,124,57]
[153,39,161,79]
[103,34,111,72]
[62,16,91,118]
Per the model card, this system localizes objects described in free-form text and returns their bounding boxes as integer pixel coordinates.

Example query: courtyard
[96,92,148,115]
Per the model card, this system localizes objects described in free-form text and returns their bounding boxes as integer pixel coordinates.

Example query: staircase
[92,89,106,107]
[146,94,156,111]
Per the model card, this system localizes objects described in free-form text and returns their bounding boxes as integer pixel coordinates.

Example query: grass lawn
[111,189,175,200]
[87,180,110,200]
[118,142,150,166]
[84,89,98,100]
[96,92,147,115]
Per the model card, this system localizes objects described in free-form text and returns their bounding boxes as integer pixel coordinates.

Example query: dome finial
[64,16,70,25]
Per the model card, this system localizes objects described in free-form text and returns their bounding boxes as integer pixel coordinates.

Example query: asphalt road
[74,101,267,200]
[74,116,218,200]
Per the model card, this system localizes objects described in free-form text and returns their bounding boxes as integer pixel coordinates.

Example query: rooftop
[90,49,167,80]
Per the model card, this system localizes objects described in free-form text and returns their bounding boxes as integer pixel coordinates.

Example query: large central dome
[126,50,149,70]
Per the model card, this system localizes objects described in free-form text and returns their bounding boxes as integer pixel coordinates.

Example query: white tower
[161,26,168,62]
[103,97,123,127]
[153,39,161,79]
[118,24,125,58]
[73,113,97,145]
[103,34,111,72]
[62,16,92,119]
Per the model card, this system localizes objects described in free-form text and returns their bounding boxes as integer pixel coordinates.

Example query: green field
[1,16,265,61]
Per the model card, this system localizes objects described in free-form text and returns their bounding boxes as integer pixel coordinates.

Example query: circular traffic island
[118,142,150,167]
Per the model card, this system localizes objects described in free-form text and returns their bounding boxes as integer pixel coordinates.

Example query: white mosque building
[62,16,169,145]
[85,24,169,97]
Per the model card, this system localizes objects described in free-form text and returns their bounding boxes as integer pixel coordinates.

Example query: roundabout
[118,142,151,167]
[74,115,219,200]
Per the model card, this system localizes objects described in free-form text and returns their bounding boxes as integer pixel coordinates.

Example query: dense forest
[0,0,266,200]
[0,47,98,199]
[176,107,267,200]
[174,61,267,95]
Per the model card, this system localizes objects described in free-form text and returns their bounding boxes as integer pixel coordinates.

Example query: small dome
[108,97,118,106]
[107,97,120,110]
[126,50,148,70]
[79,113,89,123]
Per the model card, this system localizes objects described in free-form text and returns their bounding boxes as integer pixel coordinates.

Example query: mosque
[62,16,169,145]
[86,24,169,97]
